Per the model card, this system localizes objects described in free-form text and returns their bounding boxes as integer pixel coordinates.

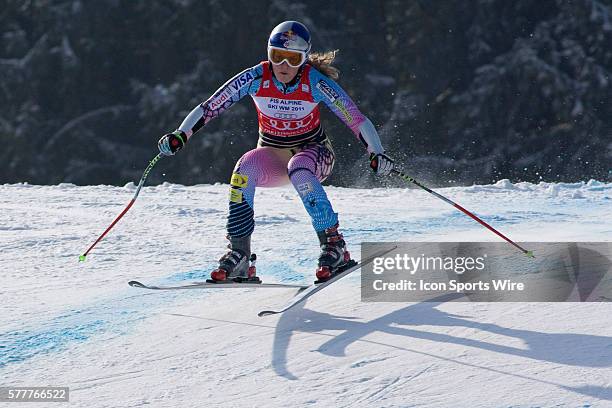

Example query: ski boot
[315,223,355,283]
[208,235,261,284]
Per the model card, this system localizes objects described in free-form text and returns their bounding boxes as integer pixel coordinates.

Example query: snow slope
[1,180,611,407]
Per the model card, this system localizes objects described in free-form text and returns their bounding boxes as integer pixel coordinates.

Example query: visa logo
[231,71,254,91]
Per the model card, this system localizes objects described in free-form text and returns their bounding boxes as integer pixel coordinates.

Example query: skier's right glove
[158,130,187,156]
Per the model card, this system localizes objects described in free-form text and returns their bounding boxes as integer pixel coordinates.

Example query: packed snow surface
[1,180,611,407]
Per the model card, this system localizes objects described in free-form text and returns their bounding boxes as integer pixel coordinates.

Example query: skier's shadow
[272,294,612,400]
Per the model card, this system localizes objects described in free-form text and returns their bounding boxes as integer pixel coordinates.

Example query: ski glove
[158,130,187,156]
[369,152,394,176]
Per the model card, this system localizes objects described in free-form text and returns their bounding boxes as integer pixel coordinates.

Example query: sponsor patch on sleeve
[316,80,339,102]
[333,99,354,124]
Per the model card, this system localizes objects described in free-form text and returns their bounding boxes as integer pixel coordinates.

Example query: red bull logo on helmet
[279,29,309,51]
[280,30,295,41]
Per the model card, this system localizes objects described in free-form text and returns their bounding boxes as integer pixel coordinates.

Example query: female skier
[158,21,394,282]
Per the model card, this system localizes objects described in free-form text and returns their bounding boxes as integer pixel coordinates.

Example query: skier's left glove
[369,152,394,176]
[158,130,187,156]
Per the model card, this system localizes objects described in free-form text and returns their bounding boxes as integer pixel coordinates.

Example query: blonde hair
[308,49,340,80]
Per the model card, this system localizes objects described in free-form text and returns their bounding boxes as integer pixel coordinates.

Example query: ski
[128,280,308,291]
[258,245,397,317]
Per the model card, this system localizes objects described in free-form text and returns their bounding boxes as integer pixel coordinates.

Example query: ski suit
[177,61,386,238]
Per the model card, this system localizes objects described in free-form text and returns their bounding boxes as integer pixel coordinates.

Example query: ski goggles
[267,46,307,68]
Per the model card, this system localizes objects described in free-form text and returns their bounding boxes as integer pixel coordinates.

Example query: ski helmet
[268,21,312,55]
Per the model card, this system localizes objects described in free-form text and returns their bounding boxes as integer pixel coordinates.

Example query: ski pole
[391,169,534,258]
[79,153,163,261]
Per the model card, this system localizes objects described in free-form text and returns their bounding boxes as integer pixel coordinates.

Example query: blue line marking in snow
[0,255,327,369]
[0,265,219,369]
